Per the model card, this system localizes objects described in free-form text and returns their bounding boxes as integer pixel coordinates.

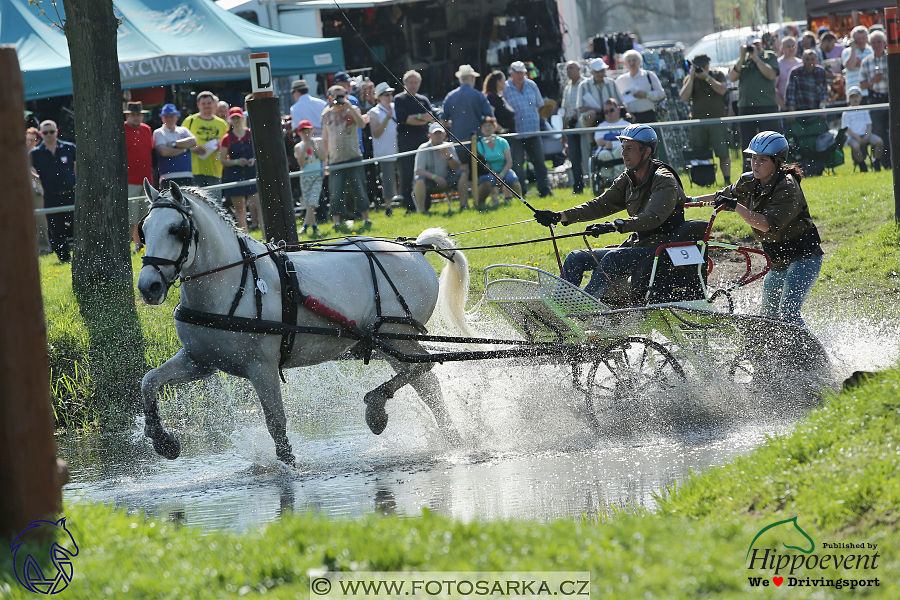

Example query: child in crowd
[294,120,327,235]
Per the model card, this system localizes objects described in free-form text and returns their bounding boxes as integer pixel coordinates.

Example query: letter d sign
[250,52,274,98]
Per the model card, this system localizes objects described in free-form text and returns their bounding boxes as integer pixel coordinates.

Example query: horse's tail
[416,228,477,337]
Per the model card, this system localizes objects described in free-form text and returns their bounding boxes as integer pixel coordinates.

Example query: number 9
[680,249,689,259]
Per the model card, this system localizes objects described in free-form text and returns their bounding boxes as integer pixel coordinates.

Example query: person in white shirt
[592,100,631,183]
[289,79,328,135]
[367,82,399,215]
[152,103,196,189]
[615,50,665,123]
[842,27,872,99]
[841,86,883,172]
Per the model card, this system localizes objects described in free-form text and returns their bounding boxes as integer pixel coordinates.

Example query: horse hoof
[364,390,389,435]
[277,452,296,467]
[152,430,181,460]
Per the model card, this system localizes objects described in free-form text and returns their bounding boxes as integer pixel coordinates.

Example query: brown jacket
[721,172,814,244]
[561,160,686,247]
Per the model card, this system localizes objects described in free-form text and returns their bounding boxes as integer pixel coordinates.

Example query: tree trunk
[65,0,146,425]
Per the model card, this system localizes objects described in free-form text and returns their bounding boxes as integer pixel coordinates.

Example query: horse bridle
[137,200,199,289]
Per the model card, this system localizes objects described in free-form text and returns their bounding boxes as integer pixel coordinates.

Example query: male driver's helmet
[744,131,789,162]
[616,123,658,154]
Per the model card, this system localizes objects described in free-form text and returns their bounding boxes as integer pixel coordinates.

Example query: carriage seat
[597,219,709,307]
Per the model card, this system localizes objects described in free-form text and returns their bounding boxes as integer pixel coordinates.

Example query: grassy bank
[3,369,898,598]
[42,167,899,427]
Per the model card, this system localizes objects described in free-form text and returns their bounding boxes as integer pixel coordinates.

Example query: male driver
[679,53,731,185]
[289,79,327,135]
[413,122,469,213]
[576,58,623,184]
[183,91,228,201]
[504,60,552,197]
[394,70,437,211]
[532,124,686,300]
[322,84,371,228]
[560,61,586,193]
[441,64,492,206]
[124,101,154,252]
[729,36,780,169]
[859,30,890,168]
[153,103,196,191]
[30,120,75,262]
[842,26,872,100]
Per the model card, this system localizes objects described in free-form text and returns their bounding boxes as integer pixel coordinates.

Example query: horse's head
[137,179,199,305]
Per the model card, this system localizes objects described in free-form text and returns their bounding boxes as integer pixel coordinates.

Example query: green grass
[2,368,898,598]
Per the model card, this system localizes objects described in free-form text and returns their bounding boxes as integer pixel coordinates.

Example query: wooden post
[247,53,297,244]
[0,46,63,539]
[886,6,900,222]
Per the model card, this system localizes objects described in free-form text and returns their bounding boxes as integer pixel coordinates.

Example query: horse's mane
[158,186,244,237]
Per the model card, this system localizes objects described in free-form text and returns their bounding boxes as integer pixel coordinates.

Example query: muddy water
[60,310,897,533]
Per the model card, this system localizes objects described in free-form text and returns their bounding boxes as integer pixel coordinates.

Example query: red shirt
[126,122,154,185]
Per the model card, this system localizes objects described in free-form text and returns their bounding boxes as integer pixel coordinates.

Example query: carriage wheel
[576,337,686,429]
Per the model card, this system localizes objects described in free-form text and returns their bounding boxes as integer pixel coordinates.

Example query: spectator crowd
[26,21,893,258]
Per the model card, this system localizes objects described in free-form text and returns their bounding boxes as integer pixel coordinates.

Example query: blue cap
[160,103,180,116]
[333,71,351,83]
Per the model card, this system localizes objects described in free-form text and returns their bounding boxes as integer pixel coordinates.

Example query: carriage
[136,183,829,465]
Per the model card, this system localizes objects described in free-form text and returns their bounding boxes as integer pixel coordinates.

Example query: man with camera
[729,36,780,169]
[322,84,371,228]
[680,53,731,185]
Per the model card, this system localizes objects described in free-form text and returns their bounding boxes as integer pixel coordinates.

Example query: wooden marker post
[886,6,900,222]
[247,52,298,244]
[0,46,63,539]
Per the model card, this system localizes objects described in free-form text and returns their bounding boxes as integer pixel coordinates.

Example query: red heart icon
[773,577,783,586]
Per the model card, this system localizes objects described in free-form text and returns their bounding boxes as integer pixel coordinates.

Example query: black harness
[137,201,199,287]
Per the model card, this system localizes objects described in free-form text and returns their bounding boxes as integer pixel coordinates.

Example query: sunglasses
[41,129,57,134]
[604,108,617,114]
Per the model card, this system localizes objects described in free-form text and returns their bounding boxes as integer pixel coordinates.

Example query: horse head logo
[746,516,815,560]
[11,517,79,594]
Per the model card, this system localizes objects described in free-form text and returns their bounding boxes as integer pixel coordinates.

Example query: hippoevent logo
[11,518,79,594]
[745,516,880,591]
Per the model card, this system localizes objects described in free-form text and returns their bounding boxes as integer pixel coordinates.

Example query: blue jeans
[759,254,822,327]
[509,136,550,196]
[563,247,656,298]
[193,175,222,203]
[477,170,519,185]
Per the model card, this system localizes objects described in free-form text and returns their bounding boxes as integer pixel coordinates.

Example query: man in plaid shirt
[504,61,552,197]
[785,49,828,112]
[859,30,890,168]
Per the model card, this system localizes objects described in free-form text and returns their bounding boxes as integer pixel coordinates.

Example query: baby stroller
[787,117,846,176]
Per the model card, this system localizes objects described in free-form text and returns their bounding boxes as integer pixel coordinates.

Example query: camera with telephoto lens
[745,45,755,54]
[334,96,346,105]
[694,65,704,73]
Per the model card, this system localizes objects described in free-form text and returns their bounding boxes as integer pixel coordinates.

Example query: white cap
[589,58,609,72]
[509,61,527,73]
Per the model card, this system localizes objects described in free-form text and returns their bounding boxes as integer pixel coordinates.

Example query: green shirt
[685,70,727,118]
[737,50,779,108]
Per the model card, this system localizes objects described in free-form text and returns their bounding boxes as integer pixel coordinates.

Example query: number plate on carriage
[666,245,704,266]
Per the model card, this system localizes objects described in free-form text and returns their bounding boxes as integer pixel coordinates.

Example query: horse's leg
[365,342,461,445]
[142,349,216,459]
[245,365,295,467]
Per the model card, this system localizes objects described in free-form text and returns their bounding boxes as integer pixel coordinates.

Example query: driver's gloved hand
[534,210,562,227]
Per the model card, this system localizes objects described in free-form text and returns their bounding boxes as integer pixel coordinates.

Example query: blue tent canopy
[4,0,345,100]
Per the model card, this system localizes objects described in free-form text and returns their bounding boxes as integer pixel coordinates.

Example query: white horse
[136,181,473,465]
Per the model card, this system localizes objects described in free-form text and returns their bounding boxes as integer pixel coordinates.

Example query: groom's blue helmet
[744,131,789,162]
